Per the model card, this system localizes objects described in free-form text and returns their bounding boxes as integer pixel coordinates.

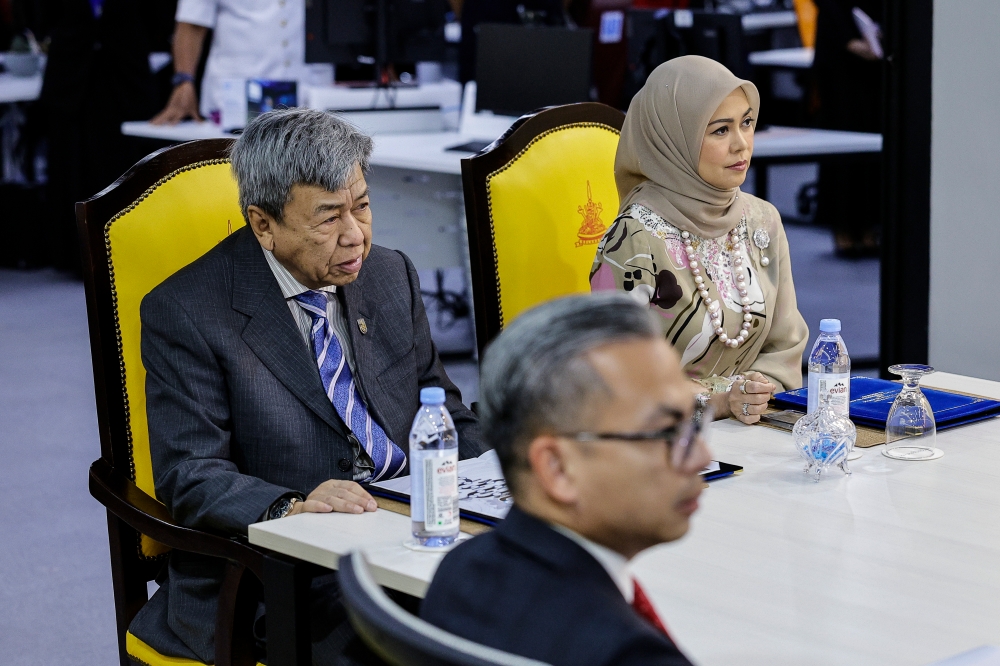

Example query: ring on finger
[741,402,750,417]
[739,379,749,395]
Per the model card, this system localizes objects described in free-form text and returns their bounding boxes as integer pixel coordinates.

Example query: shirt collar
[262,247,337,299]
[551,523,634,603]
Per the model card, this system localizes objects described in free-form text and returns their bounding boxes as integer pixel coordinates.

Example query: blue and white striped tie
[294,290,407,481]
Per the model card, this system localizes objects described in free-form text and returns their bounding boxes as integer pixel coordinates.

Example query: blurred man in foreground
[421,293,711,665]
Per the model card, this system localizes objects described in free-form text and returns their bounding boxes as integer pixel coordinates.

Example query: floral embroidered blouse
[590,195,808,391]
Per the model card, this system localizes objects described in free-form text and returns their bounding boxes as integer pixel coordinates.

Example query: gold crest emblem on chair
[575,181,607,247]
[78,139,264,666]
[461,103,625,355]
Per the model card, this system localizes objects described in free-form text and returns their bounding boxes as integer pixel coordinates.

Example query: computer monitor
[305,0,451,73]
[624,9,749,101]
[624,9,689,104]
[690,12,748,79]
[474,24,593,117]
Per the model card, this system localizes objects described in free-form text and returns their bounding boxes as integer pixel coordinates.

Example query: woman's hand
[726,371,777,425]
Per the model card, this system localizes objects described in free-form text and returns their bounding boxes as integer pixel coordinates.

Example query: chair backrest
[337,552,551,666]
[77,139,243,559]
[461,102,625,356]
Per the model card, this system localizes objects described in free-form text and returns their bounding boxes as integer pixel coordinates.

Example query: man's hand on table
[288,480,378,516]
[150,81,202,125]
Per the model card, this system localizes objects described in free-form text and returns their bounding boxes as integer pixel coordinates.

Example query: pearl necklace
[681,227,754,349]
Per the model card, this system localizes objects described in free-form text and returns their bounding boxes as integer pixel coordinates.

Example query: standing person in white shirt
[151,0,305,125]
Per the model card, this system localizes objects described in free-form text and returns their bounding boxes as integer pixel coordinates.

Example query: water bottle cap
[420,387,446,405]
[819,318,842,333]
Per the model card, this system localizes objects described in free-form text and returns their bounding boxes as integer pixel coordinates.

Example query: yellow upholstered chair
[461,102,626,355]
[78,139,264,666]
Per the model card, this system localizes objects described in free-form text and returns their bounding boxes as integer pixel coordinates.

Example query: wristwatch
[266,495,302,521]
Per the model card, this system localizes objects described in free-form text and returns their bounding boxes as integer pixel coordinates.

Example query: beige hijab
[615,55,761,239]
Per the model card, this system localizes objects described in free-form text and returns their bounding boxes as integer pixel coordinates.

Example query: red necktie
[632,579,673,641]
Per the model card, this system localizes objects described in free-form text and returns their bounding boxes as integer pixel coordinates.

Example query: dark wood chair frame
[460,103,626,358]
[77,139,266,666]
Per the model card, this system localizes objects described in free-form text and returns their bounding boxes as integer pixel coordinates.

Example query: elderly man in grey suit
[128,108,485,664]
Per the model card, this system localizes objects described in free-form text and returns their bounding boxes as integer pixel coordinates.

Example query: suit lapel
[497,506,623,595]
[230,229,349,438]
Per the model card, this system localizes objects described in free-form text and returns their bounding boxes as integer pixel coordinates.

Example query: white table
[742,11,799,31]
[250,372,1000,666]
[749,46,815,69]
[0,72,42,104]
[120,122,881,175]
[0,53,44,104]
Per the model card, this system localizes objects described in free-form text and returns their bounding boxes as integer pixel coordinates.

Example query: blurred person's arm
[150,22,208,125]
[846,38,880,61]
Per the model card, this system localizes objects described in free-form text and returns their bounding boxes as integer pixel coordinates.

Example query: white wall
[929,0,1000,380]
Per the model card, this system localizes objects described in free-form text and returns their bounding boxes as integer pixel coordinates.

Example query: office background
[1,0,998,663]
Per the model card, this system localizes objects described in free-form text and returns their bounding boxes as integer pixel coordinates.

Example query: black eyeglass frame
[560,403,713,470]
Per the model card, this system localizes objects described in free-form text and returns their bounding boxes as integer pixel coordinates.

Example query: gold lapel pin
[358,318,368,335]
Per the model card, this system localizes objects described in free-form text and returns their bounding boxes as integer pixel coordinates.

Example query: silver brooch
[752,228,770,250]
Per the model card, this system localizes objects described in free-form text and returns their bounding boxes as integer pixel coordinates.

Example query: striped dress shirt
[262,248,375,480]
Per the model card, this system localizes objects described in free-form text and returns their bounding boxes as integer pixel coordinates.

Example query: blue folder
[772,377,1000,430]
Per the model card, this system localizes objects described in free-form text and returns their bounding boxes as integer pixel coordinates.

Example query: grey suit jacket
[129,226,484,662]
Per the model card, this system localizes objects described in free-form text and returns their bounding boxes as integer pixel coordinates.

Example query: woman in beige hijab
[591,56,808,424]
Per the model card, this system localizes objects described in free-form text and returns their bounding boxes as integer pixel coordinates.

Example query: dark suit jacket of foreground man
[130,225,484,662]
[420,506,692,666]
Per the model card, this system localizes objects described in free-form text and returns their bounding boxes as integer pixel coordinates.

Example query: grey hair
[229,107,374,223]
[479,293,661,493]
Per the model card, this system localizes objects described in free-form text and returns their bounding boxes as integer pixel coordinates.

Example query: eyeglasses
[560,402,712,472]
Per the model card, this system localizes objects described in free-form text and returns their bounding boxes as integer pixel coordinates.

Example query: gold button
[284,60,291,67]
[282,39,288,47]
[280,19,287,27]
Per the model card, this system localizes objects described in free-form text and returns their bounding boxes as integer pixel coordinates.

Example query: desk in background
[749,46,815,69]
[251,371,1000,666]
[0,72,42,104]
[119,121,881,175]
[741,10,799,31]
[0,53,43,104]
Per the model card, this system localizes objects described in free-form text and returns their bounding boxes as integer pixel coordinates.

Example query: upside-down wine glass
[884,364,940,460]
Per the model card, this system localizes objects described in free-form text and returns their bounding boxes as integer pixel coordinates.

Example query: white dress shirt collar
[551,523,634,603]
[262,249,337,299]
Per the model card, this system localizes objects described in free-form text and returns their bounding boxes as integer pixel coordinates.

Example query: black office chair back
[337,552,551,666]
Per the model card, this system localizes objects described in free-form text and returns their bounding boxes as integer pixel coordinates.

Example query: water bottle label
[418,451,458,533]
[808,372,851,416]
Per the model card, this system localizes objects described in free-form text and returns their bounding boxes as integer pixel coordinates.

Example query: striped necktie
[293,290,406,481]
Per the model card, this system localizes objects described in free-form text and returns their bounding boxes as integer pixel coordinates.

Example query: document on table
[371,451,735,523]
[372,449,513,521]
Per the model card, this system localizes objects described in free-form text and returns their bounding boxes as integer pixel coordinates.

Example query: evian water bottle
[409,387,460,547]
[807,319,851,416]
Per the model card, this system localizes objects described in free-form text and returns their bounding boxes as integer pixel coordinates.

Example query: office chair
[461,102,625,355]
[77,139,265,666]
[338,552,551,666]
